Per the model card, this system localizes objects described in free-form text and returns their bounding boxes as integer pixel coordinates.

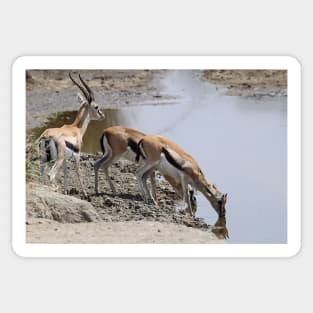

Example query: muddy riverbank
[26,153,227,243]
[204,70,287,97]
[27,153,211,228]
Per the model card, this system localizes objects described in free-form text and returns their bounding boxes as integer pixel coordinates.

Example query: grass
[26,135,40,182]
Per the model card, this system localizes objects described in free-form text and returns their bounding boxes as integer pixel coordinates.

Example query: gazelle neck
[200,182,223,203]
[72,103,90,137]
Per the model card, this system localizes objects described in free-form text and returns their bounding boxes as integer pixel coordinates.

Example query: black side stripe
[100,133,106,154]
[135,139,146,162]
[65,141,79,153]
[128,138,139,155]
[162,147,184,171]
[44,139,51,162]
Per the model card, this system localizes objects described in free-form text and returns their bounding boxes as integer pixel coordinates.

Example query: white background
[1,0,311,312]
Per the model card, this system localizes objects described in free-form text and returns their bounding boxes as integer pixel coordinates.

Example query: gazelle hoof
[146,198,157,206]
[184,207,193,216]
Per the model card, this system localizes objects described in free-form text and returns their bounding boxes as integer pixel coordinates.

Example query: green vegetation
[26,136,40,182]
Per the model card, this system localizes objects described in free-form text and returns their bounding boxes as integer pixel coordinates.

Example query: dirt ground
[204,70,287,97]
[26,218,220,244]
[26,153,225,243]
[28,153,212,229]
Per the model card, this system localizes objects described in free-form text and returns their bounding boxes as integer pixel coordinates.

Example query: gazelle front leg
[149,172,157,202]
[164,175,197,215]
[142,168,158,205]
[180,174,193,215]
[94,153,116,195]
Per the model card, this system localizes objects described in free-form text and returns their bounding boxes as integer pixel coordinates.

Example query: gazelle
[135,134,227,217]
[94,126,153,195]
[94,126,197,212]
[39,73,104,198]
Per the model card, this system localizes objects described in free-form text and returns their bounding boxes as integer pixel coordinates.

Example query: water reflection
[210,216,229,240]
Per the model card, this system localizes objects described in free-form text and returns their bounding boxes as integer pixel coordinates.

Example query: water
[31,70,287,244]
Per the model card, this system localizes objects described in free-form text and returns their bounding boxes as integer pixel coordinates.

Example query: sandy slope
[26,219,221,244]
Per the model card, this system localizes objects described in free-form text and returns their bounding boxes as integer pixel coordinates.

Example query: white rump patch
[158,153,182,184]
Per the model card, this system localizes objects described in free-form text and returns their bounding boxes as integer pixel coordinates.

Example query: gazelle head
[195,172,227,217]
[214,192,227,218]
[203,184,227,217]
[69,73,105,121]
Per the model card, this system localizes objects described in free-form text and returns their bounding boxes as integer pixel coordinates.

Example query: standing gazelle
[94,126,197,213]
[39,73,104,197]
[135,135,227,217]
[94,126,154,195]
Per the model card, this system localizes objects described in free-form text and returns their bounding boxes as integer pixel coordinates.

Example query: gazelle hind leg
[142,169,157,205]
[94,136,116,194]
[149,171,157,203]
[47,140,62,182]
[136,162,158,203]
[47,158,63,192]
[95,156,117,194]
[104,164,117,195]
[48,158,63,182]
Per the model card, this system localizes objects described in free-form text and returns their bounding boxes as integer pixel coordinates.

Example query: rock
[68,187,79,195]
[104,198,113,207]
[26,183,101,223]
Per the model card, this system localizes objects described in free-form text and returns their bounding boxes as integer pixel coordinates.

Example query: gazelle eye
[95,105,99,110]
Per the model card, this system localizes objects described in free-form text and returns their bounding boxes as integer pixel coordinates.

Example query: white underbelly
[65,147,78,160]
[122,148,137,163]
[158,153,182,183]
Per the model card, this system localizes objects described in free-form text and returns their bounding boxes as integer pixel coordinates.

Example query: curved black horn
[69,73,90,102]
[79,74,94,101]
